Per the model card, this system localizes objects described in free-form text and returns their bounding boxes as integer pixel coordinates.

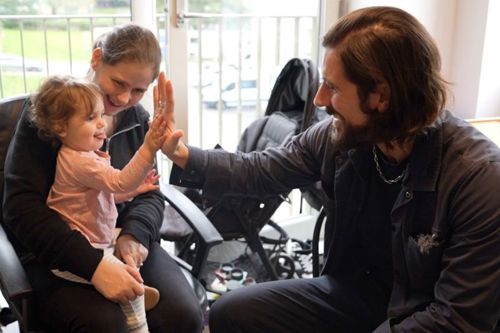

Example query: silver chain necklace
[372,145,405,184]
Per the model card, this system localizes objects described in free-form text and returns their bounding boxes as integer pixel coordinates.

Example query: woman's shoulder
[122,104,150,124]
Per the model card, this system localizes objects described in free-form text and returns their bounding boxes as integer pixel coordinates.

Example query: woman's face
[90,48,155,116]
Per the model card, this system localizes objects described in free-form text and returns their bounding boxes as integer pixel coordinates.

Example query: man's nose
[313,83,329,108]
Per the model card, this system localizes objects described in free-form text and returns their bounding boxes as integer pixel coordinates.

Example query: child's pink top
[47,146,152,248]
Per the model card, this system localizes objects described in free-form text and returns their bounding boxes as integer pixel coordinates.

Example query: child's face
[59,97,107,151]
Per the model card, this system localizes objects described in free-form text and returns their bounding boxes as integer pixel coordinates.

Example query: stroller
[172,58,326,283]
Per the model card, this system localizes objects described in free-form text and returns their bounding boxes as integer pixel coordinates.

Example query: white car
[0,53,44,72]
[202,79,268,109]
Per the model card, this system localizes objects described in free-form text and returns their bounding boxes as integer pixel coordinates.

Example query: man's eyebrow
[322,76,337,89]
[321,71,332,83]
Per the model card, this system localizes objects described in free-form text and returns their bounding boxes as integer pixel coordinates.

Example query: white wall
[339,0,498,119]
[450,0,489,119]
[477,0,500,117]
[345,0,456,81]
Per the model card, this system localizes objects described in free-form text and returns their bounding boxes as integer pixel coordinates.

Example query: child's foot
[144,286,160,311]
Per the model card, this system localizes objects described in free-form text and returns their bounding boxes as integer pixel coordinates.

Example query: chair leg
[0,308,16,327]
[245,231,279,280]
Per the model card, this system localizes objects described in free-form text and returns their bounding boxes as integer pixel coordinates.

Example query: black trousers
[25,241,203,333]
[209,275,388,333]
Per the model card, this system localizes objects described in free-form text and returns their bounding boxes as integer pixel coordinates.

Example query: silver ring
[158,100,164,110]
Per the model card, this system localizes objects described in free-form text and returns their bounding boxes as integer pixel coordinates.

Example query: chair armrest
[0,224,33,302]
[159,182,223,277]
[160,182,222,245]
[312,207,326,277]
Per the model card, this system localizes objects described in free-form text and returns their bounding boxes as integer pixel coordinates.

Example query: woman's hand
[91,258,145,304]
[153,72,189,168]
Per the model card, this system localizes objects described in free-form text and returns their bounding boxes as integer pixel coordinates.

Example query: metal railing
[0,14,133,98]
[183,13,319,151]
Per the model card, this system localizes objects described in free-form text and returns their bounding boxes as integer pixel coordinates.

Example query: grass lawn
[0,72,45,97]
[0,19,128,97]
[0,10,132,97]
[0,28,93,97]
[2,28,95,61]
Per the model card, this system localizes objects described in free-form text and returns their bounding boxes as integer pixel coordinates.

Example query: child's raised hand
[145,114,168,152]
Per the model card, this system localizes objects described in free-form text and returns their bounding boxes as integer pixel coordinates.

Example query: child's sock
[121,294,149,333]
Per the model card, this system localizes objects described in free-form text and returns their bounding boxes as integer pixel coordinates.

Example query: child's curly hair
[29,75,102,144]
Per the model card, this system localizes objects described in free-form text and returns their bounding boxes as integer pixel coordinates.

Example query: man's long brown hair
[323,6,448,142]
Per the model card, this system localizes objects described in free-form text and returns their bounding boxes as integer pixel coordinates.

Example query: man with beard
[159,6,500,333]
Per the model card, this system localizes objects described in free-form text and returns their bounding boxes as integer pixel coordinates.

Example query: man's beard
[330,118,372,151]
[329,109,396,151]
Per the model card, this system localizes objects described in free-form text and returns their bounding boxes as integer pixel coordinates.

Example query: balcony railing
[0,14,136,98]
[183,13,319,151]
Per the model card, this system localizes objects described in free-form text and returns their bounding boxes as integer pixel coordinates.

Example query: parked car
[202,79,269,109]
[0,53,44,72]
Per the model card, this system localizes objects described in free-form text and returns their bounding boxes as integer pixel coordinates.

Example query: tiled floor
[0,295,18,332]
[0,321,19,333]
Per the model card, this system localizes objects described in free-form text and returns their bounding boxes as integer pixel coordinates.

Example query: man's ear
[368,82,390,113]
[90,48,102,71]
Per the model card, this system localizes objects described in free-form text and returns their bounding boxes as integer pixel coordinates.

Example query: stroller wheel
[270,253,295,279]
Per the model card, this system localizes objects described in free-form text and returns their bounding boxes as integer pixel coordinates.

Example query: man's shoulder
[441,111,500,163]
[440,114,500,178]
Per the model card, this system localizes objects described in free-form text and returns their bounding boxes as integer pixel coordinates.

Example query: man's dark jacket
[173,111,500,332]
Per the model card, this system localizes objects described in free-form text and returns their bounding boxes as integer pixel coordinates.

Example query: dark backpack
[263,57,326,211]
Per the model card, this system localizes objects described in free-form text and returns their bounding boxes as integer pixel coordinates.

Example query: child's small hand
[145,114,168,151]
[135,169,160,195]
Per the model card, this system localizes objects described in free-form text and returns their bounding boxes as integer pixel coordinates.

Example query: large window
[180,0,321,151]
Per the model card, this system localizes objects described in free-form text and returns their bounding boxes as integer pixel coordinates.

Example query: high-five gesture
[153,72,189,168]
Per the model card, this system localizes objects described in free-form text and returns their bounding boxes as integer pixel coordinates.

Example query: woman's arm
[111,106,165,254]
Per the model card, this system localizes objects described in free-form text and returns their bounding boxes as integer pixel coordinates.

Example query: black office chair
[311,207,326,277]
[0,94,222,333]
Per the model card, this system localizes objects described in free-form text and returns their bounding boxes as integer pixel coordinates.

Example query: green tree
[0,0,38,15]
